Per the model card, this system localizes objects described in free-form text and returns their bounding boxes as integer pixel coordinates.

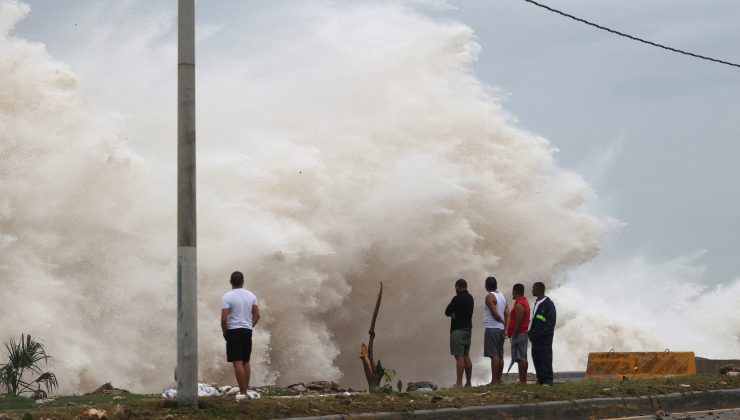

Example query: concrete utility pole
[177,0,198,409]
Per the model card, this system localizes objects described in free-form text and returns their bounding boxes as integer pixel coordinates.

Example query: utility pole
[177,0,198,409]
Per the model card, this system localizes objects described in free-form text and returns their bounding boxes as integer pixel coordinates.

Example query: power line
[522,0,740,69]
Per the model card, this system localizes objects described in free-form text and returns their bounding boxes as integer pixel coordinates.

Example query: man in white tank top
[483,276,509,385]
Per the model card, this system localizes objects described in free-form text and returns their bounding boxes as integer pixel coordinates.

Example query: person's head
[230,271,244,288]
[512,283,524,299]
[532,281,546,298]
[455,278,467,293]
[484,276,497,292]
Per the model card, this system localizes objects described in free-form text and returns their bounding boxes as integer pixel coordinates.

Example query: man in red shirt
[506,283,530,384]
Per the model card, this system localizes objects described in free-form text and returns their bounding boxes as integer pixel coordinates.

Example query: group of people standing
[445,277,556,387]
[219,271,557,402]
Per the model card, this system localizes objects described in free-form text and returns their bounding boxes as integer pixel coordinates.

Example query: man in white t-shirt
[221,271,260,401]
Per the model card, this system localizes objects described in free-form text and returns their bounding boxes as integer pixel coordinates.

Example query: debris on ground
[161,389,177,399]
[86,383,129,395]
[197,383,219,397]
[406,381,438,392]
[83,408,108,419]
[719,364,738,374]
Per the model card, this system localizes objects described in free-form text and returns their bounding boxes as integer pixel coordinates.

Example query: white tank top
[483,291,506,329]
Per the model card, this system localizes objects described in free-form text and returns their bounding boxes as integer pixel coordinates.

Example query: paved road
[613,407,740,419]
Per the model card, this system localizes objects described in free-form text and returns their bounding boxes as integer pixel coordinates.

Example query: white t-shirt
[221,288,258,330]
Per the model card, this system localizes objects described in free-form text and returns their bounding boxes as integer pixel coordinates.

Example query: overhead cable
[522,0,740,69]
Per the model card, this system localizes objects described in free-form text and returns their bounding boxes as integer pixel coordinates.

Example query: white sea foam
[1,0,736,393]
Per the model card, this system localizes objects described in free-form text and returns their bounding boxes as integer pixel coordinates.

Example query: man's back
[447,291,474,332]
[222,288,258,330]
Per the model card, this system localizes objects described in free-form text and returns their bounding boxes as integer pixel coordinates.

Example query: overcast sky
[13,0,740,284]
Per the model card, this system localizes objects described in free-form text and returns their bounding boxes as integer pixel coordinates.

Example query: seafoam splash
[552,252,740,372]
[1,0,736,393]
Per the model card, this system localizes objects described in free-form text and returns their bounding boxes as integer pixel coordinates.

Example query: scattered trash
[679,384,690,388]
[602,387,614,391]
[246,390,261,399]
[226,387,240,397]
[430,395,453,403]
[416,387,434,393]
[161,389,177,399]
[198,383,219,397]
[343,391,351,396]
[85,408,108,419]
[728,371,739,377]
[112,395,127,401]
[34,398,55,404]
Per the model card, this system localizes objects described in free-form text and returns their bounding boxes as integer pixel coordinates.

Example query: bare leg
[491,357,502,384]
[455,356,464,387]
[488,358,496,385]
[242,361,251,390]
[498,357,505,384]
[463,355,472,386]
[233,362,247,394]
[517,359,528,384]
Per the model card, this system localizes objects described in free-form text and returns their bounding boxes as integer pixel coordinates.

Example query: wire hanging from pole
[521,0,740,69]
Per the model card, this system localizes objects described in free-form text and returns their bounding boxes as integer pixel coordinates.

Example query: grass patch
[1,375,737,419]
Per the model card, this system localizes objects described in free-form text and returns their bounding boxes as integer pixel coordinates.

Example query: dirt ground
[1,375,738,419]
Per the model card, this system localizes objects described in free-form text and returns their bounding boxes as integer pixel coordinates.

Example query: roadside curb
[285,388,740,419]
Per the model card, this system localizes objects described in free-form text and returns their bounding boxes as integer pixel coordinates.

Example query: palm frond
[0,334,57,397]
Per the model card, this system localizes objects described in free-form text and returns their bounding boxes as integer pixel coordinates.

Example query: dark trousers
[531,339,553,385]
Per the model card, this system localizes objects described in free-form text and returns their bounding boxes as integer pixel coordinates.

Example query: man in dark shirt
[445,278,474,387]
[529,282,557,386]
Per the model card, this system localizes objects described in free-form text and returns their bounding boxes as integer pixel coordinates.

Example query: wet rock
[406,381,438,392]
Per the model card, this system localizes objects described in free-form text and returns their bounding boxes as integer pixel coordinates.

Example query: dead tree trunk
[360,282,384,390]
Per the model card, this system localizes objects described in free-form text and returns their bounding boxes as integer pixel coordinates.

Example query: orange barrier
[585,351,696,379]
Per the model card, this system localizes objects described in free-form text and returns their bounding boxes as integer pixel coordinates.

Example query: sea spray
[4,0,736,393]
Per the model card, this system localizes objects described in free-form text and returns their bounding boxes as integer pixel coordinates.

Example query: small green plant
[0,335,58,399]
[396,379,403,393]
[382,368,396,384]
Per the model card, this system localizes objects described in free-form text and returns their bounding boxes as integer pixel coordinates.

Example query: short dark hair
[513,283,524,296]
[230,271,245,287]
[455,278,467,289]
[485,276,497,291]
[533,282,546,293]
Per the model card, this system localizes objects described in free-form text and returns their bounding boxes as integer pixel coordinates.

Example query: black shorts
[225,328,253,362]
